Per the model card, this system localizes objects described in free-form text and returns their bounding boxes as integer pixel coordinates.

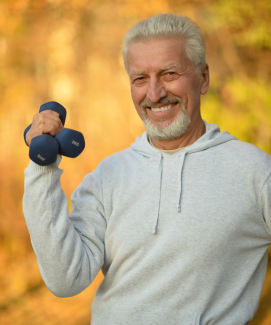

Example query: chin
[143,110,191,141]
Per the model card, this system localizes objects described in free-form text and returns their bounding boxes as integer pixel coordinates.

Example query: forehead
[127,37,188,75]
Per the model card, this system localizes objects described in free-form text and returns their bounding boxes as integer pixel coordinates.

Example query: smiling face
[127,37,209,141]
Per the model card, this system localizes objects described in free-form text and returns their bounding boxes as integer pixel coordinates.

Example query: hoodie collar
[131,120,237,157]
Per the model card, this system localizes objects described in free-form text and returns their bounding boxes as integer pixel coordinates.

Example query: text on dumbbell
[37,154,45,161]
[72,140,79,146]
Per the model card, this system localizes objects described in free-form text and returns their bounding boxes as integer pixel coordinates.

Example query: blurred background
[0,0,270,324]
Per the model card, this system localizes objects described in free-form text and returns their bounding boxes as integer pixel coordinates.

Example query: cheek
[130,89,137,105]
[131,86,145,107]
[131,87,144,119]
[171,80,199,104]
[167,79,187,96]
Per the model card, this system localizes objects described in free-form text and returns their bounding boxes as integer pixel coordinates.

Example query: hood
[130,120,237,235]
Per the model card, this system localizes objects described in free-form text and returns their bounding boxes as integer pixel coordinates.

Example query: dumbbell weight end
[55,128,85,158]
[29,135,59,166]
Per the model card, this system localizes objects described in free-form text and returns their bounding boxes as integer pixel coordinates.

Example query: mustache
[140,96,184,110]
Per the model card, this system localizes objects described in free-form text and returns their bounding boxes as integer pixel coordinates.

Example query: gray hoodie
[23,121,271,325]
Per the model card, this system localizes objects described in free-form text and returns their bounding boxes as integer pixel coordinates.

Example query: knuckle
[33,113,39,122]
[39,113,45,121]
[33,114,43,126]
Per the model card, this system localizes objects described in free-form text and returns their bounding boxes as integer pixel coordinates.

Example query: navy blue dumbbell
[23,101,66,147]
[24,102,66,166]
[24,101,85,166]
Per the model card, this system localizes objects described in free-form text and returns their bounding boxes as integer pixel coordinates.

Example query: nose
[146,78,167,103]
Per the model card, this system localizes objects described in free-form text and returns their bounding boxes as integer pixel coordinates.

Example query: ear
[200,64,209,95]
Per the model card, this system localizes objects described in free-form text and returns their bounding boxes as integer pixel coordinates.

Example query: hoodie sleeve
[22,156,106,297]
[260,172,271,237]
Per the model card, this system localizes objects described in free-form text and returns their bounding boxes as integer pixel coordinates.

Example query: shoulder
[101,147,137,167]
[93,146,141,179]
[219,139,271,177]
[224,139,271,161]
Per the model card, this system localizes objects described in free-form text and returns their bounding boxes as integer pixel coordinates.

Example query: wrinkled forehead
[126,37,190,75]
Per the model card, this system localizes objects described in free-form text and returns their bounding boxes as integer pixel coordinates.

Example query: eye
[132,76,146,85]
[165,71,176,76]
[163,71,179,81]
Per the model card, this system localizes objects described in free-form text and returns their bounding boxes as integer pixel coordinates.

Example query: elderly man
[23,13,271,325]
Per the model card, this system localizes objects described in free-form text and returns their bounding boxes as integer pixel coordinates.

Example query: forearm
[23,156,105,297]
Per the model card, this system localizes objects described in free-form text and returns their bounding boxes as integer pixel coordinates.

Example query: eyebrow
[130,71,145,76]
[160,64,178,71]
[130,64,180,77]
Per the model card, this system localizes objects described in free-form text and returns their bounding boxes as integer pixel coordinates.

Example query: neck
[150,117,205,150]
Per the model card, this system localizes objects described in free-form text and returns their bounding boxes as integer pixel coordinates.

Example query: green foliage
[202,77,271,152]
[213,0,271,49]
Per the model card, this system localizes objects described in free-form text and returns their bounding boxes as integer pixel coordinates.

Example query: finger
[26,117,63,146]
[26,124,61,146]
[39,123,62,137]
[25,126,43,146]
[40,110,64,129]
[40,109,60,117]
[35,118,63,135]
[32,113,63,129]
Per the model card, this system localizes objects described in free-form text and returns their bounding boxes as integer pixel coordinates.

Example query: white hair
[122,13,206,74]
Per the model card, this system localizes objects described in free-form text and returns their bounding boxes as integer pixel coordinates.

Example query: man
[23,13,271,325]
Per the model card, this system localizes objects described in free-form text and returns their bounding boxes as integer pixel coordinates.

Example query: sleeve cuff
[27,155,63,172]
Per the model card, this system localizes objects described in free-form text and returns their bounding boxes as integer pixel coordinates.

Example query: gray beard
[140,97,191,141]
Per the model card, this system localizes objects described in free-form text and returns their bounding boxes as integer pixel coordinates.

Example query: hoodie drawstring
[177,152,187,213]
[152,152,188,234]
[152,154,163,235]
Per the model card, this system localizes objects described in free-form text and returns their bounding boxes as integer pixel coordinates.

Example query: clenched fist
[25,110,64,146]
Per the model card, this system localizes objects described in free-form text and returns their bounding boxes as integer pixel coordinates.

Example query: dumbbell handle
[40,101,66,126]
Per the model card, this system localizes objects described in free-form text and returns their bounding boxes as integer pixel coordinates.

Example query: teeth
[151,104,174,112]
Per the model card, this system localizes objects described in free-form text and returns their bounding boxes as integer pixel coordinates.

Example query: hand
[25,110,64,146]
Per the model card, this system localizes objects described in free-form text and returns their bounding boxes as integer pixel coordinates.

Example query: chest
[103,154,266,268]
